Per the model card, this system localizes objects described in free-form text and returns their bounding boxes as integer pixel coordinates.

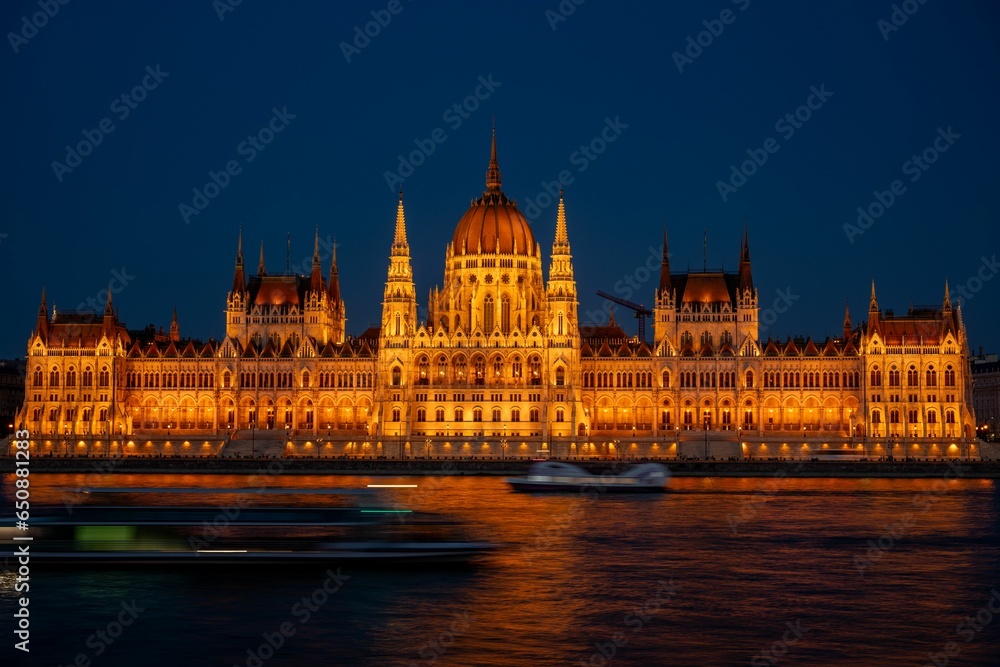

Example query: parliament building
[15,134,980,459]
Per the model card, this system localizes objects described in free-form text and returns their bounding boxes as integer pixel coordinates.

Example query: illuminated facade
[15,133,979,458]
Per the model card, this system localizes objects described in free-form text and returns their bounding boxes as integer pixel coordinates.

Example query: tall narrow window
[501,296,510,334]
[558,312,564,335]
[395,312,401,336]
[483,295,495,332]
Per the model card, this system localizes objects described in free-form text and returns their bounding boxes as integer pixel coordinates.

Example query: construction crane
[596,291,653,341]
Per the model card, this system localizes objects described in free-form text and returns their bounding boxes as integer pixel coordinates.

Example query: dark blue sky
[3,0,999,356]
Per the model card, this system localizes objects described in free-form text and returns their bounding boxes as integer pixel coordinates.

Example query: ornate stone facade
[15,134,980,458]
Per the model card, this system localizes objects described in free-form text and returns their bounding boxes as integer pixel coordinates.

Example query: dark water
[3,472,1000,666]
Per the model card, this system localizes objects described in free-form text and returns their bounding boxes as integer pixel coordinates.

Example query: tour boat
[506,461,669,493]
[2,488,495,565]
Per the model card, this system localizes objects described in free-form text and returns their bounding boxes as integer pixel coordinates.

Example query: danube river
[3,472,1000,666]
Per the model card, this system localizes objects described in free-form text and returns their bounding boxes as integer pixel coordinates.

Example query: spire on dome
[485,126,502,191]
[231,227,246,293]
[258,240,266,276]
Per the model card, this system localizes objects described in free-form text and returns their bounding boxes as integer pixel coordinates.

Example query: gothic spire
[658,228,672,297]
[310,226,324,293]
[328,238,341,304]
[738,226,753,293]
[169,305,179,342]
[485,126,502,191]
[393,189,409,252]
[258,240,266,276]
[231,227,246,293]
[943,279,952,310]
[869,279,879,312]
[554,189,569,248]
[843,302,852,339]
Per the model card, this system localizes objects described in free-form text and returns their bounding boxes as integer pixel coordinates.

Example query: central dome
[451,132,536,257]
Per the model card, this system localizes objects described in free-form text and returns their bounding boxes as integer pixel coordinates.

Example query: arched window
[435,408,445,422]
[945,365,956,386]
[394,312,401,336]
[474,356,486,384]
[557,312,564,336]
[907,365,918,386]
[391,408,401,422]
[391,367,402,386]
[511,408,520,422]
[555,367,565,386]
[870,367,882,387]
[492,407,501,422]
[927,410,937,424]
[437,355,448,383]
[302,371,311,388]
[945,409,955,424]
[501,296,511,333]
[511,356,522,379]
[529,356,541,385]
[493,356,503,379]
[82,367,93,387]
[50,367,60,387]
[529,408,540,422]
[483,295,495,332]
[223,371,231,388]
[745,370,754,388]
[555,408,565,422]
[926,366,937,386]
[871,409,882,424]
[889,367,900,387]
[65,368,76,387]
[32,367,42,386]
[416,408,426,422]
[455,407,464,422]
[473,408,483,422]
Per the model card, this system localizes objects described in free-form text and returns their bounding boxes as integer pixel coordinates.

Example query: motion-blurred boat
[506,461,669,493]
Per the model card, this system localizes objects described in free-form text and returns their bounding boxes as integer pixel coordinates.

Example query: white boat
[507,461,669,493]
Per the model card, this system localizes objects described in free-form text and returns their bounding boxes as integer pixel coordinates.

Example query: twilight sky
[2,0,999,356]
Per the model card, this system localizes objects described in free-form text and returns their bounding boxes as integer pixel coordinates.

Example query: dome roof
[451,131,536,257]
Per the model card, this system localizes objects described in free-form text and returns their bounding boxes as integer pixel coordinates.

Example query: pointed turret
[310,227,324,293]
[485,126,502,192]
[868,279,880,331]
[231,228,246,293]
[843,302,852,339]
[738,226,754,293]
[547,190,577,333]
[554,190,569,248]
[36,288,48,338]
[328,239,341,304]
[393,189,409,254]
[658,228,672,297]
[169,306,179,342]
[257,241,266,276]
[943,279,952,311]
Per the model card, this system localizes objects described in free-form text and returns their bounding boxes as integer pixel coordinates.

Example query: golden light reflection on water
[3,472,999,665]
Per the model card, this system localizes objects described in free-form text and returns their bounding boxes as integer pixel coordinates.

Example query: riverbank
[3,457,997,478]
